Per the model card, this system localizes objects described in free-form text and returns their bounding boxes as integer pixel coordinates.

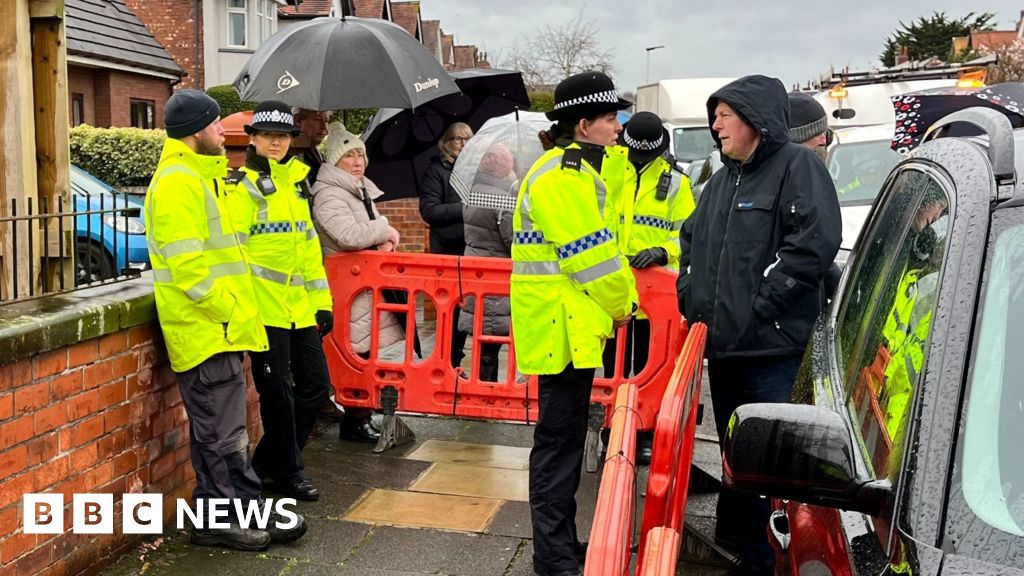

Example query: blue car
[71,165,149,284]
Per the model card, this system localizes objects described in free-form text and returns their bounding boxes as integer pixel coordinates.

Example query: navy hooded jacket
[677,75,842,359]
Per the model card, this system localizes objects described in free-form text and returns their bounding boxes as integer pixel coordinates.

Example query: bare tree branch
[496,10,616,90]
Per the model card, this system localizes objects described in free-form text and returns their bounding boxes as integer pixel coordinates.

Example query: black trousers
[478,342,503,382]
[428,236,468,368]
[530,363,594,575]
[176,352,262,522]
[250,326,332,484]
[601,317,651,379]
[708,354,802,570]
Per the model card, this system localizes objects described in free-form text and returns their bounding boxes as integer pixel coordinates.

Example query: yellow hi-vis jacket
[144,138,269,372]
[511,144,638,374]
[615,154,695,271]
[225,155,332,329]
[880,267,935,439]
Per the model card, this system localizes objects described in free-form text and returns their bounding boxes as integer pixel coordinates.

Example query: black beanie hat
[165,89,221,139]
[788,92,828,143]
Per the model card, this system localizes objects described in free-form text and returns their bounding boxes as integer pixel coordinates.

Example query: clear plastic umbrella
[450,110,551,211]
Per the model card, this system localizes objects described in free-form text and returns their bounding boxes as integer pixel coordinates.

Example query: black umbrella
[891,82,1024,152]
[362,68,531,200]
[233,16,460,110]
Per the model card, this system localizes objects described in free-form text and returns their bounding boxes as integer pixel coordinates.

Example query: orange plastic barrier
[635,323,708,574]
[584,382,639,576]
[321,250,686,427]
[638,527,681,576]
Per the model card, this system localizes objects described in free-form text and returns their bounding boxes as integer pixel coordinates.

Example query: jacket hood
[706,75,791,166]
[312,162,384,200]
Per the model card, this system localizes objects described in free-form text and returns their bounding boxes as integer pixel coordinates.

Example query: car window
[836,169,950,479]
[828,140,903,206]
[672,127,716,163]
[957,209,1024,539]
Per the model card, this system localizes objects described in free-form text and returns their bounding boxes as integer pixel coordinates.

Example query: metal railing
[0,194,147,304]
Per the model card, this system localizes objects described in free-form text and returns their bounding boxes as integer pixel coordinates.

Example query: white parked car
[827,124,904,262]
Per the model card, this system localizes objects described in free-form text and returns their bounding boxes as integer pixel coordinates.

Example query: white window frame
[256,0,275,42]
[227,0,248,48]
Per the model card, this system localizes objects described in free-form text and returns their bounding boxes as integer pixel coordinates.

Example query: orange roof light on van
[829,84,848,99]
[956,70,987,89]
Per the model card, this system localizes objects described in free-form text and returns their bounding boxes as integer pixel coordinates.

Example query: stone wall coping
[0,274,156,366]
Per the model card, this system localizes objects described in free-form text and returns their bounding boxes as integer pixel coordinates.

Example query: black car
[722,107,1024,575]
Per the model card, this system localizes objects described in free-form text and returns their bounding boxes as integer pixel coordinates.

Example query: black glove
[628,247,668,269]
[315,310,334,337]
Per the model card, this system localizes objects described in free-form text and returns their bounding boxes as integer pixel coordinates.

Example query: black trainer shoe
[190,525,270,551]
[276,478,320,501]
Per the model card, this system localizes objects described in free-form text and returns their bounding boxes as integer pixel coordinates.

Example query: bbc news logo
[23,494,299,534]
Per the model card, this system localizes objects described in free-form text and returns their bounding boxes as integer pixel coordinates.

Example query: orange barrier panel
[636,323,708,574]
[638,527,681,576]
[584,382,639,576]
[321,250,685,427]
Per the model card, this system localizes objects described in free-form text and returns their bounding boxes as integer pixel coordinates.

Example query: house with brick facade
[128,0,300,90]
[66,0,184,129]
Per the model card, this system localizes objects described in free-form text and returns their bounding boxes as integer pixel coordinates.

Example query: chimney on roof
[896,45,909,65]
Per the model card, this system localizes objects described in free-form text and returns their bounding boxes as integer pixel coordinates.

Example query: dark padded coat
[677,75,842,359]
[418,156,464,248]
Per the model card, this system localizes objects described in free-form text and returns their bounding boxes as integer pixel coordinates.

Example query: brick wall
[125,0,203,89]
[377,199,429,253]
[0,323,262,576]
[67,66,95,127]
[83,70,173,130]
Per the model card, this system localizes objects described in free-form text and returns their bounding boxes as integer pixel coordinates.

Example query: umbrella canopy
[451,111,551,211]
[233,17,459,110]
[891,82,1024,152]
[362,68,531,200]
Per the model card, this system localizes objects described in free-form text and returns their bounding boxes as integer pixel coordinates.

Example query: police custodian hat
[546,71,632,122]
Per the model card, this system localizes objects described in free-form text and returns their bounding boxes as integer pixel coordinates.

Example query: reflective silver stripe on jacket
[251,264,305,287]
[305,279,330,291]
[519,156,561,232]
[671,219,685,231]
[240,178,269,221]
[152,261,249,300]
[570,255,623,284]
[306,228,318,241]
[147,165,235,258]
[512,260,560,275]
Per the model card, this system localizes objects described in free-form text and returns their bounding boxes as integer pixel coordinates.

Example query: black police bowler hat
[546,72,632,122]
[619,111,670,164]
[244,100,302,136]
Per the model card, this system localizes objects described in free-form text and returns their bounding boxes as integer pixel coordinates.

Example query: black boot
[190,525,270,551]
[340,409,381,443]
[266,511,308,543]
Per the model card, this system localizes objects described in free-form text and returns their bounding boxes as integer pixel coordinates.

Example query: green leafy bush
[528,92,555,113]
[69,125,166,187]
[207,85,256,118]
[330,108,378,136]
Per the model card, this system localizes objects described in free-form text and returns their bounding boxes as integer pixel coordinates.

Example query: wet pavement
[99,401,731,576]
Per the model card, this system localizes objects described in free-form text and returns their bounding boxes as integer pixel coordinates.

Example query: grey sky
[420,1,1020,92]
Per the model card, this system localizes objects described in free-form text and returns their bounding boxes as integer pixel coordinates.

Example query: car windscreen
[828,140,903,206]
[947,206,1024,565]
[673,127,717,163]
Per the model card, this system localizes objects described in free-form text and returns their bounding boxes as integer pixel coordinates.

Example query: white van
[813,79,957,128]
[634,78,736,168]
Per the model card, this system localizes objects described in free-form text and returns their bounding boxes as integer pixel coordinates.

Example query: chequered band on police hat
[623,132,664,151]
[553,89,621,110]
[251,109,295,126]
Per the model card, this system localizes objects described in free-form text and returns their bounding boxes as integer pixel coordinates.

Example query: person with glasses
[419,122,474,369]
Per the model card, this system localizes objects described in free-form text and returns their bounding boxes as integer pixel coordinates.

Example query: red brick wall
[124,0,203,89]
[67,66,96,127]
[0,324,262,576]
[106,71,173,129]
[377,199,429,253]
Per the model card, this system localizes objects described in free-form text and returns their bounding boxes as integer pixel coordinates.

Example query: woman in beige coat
[311,122,403,443]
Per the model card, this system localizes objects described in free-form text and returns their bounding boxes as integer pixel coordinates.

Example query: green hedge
[528,92,555,113]
[330,108,377,136]
[69,125,166,187]
[207,85,256,118]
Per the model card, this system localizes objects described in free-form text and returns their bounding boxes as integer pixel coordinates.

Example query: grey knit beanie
[788,92,828,143]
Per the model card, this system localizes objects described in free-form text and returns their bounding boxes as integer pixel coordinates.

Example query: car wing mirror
[723,403,891,516]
